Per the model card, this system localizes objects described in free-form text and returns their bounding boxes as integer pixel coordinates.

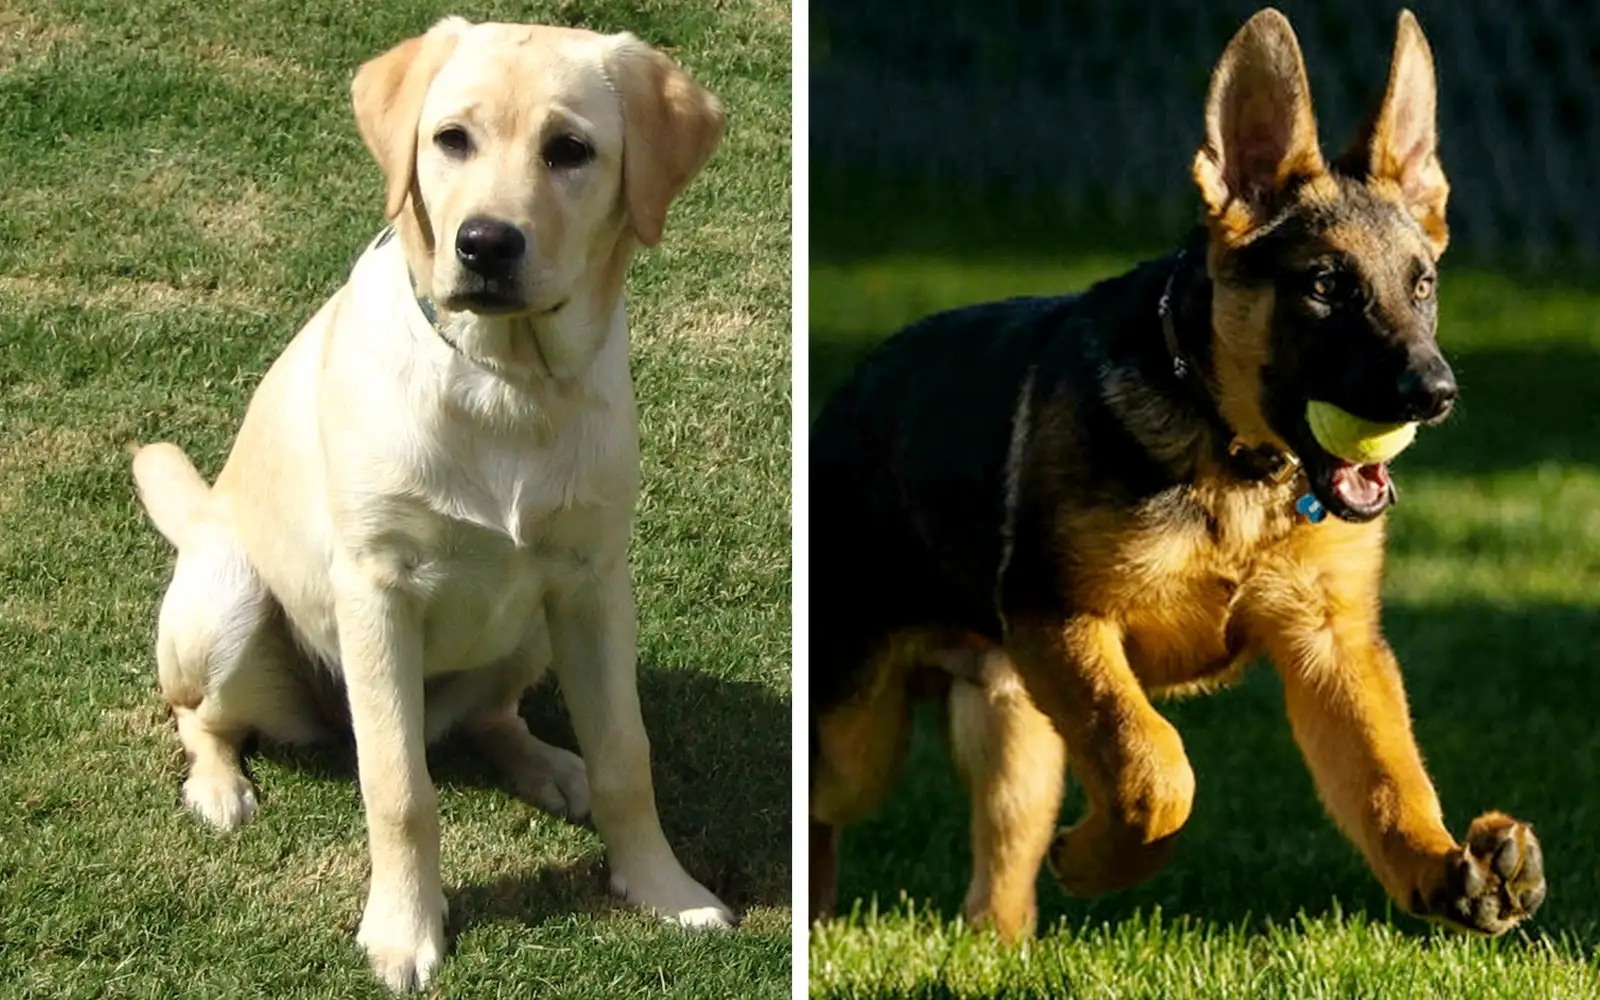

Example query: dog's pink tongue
[1331,462,1391,509]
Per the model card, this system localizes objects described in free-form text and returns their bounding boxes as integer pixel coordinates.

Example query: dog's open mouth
[1330,460,1392,512]
[1305,450,1395,523]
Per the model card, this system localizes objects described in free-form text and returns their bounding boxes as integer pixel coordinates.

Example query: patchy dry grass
[0,5,86,73]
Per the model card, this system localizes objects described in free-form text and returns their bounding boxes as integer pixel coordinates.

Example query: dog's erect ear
[1335,10,1449,256]
[351,17,468,220]
[605,35,725,247]
[1192,8,1325,241]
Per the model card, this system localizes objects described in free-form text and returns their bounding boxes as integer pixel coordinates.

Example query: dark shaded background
[813,0,1600,268]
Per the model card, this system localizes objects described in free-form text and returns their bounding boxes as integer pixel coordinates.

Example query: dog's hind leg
[137,442,326,829]
[808,816,841,926]
[470,710,591,820]
[809,688,912,831]
[423,655,593,821]
[808,642,917,925]
[153,534,325,830]
[947,648,1066,941]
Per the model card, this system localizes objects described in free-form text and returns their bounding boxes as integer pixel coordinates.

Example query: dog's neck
[1154,240,1299,487]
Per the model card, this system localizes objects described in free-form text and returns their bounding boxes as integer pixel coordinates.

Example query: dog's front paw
[182,771,258,831]
[610,865,737,929]
[1417,812,1546,936]
[672,904,737,929]
[356,891,447,993]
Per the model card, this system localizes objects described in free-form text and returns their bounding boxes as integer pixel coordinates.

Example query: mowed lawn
[0,1,789,998]
[808,180,1600,998]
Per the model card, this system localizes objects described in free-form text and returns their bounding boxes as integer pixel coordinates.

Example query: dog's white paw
[514,744,591,821]
[610,866,736,930]
[183,771,258,831]
[356,891,447,993]
[672,905,738,929]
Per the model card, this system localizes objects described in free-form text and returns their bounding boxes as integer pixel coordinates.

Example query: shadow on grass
[509,666,793,917]
[243,661,790,930]
[831,599,1600,948]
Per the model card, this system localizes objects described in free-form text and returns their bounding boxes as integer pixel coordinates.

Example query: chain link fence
[812,0,1600,268]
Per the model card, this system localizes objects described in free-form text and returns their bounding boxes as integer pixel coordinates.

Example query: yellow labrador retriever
[130,17,727,992]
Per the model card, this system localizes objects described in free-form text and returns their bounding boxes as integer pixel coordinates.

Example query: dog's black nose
[1397,356,1457,422]
[455,218,526,277]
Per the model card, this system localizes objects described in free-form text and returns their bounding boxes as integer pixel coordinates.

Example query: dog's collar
[370,226,466,357]
[1157,250,1198,385]
[1157,248,1301,487]
[407,273,463,356]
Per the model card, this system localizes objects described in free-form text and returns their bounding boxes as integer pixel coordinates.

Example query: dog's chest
[1098,484,1296,692]
[394,398,637,676]
[406,513,597,678]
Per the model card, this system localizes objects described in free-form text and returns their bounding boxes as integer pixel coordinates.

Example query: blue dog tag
[1295,493,1327,524]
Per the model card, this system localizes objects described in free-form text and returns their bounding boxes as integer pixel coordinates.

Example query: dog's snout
[455,218,526,277]
[1397,356,1457,422]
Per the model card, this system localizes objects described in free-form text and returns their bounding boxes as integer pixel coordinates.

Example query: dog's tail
[131,442,213,550]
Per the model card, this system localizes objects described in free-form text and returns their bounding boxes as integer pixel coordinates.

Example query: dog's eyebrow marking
[995,364,1037,639]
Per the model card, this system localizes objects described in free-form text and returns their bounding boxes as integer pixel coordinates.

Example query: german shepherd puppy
[808,8,1546,940]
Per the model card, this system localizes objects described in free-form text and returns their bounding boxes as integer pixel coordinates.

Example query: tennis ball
[1305,400,1417,464]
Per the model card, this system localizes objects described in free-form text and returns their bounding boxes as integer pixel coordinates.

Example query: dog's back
[809,250,1194,710]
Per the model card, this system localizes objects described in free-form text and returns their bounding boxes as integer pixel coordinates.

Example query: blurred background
[814,0,1600,264]
[810,0,1600,950]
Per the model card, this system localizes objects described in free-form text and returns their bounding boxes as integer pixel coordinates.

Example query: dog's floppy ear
[1192,8,1325,241]
[1335,10,1449,256]
[605,35,725,247]
[351,17,468,220]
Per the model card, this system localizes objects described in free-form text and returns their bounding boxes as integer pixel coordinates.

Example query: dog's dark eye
[1307,269,1352,305]
[543,134,595,169]
[1414,274,1436,301]
[435,126,471,157]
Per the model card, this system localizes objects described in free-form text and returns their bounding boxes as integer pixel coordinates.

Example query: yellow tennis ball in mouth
[1305,400,1418,465]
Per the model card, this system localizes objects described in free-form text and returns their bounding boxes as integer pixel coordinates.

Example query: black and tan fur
[808,8,1546,941]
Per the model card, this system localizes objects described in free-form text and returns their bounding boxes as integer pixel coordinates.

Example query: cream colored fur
[130,17,727,993]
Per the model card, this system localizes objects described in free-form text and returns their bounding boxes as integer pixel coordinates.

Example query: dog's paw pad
[1423,813,1546,936]
[183,772,258,831]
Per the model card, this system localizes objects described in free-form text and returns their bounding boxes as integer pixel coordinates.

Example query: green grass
[0,1,790,997]
[808,178,1600,997]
